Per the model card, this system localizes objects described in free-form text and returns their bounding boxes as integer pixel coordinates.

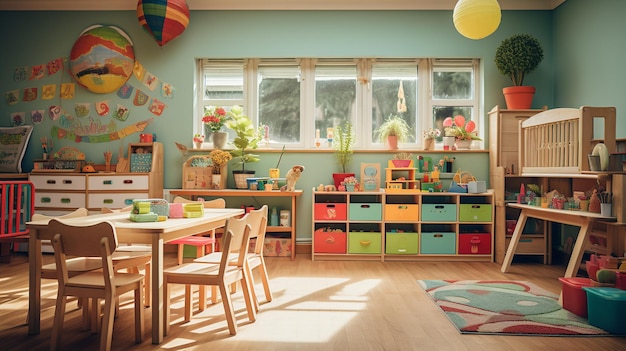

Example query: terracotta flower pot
[503,86,536,109]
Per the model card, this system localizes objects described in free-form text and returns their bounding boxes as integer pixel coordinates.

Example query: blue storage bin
[582,287,626,334]
[421,204,457,222]
[420,232,456,254]
[349,203,382,221]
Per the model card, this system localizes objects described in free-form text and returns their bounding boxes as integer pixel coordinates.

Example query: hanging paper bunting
[49,105,62,121]
[32,109,45,125]
[60,83,75,99]
[5,90,19,105]
[14,67,27,81]
[42,84,56,100]
[148,98,166,116]
[161,82,174,98]
[29,65,45,80]
[23,88,37,102]
[96,100,110,116]
[142,71,159,91]
[75,103,91,118]
[117,83,134,99]
[137,0,190,47]
[47,58,64,76]
[11,112,25,126]
[134,90,149,106]
[52,118,154,142]
[113,104,130,121]
[133,61,146,81]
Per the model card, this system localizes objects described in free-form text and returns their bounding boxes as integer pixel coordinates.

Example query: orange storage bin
[384,204,419,221]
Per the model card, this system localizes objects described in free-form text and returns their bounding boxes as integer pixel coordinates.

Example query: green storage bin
[420,232,456,254]
[385,232,419,254]
[349,203,382,221]
[421,204,457,222]
[348,232,381,254]
[459,204,492,222]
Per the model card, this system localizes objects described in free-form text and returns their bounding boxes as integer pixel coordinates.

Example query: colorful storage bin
[314,229,347,254]
[420,232,456,254]
[314,203,347,220]
[349,203,382,221]
[582,287,626,334]
[458,233,491,254]
[384,204,419,221]
[459,204,492,222]
[559,277,593,317]
[385,232,419,254]
[348,232,381,254]
[421,204,457,222]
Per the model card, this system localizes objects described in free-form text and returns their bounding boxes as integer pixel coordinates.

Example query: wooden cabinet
[29,142,163,212]
[312,189,494,262]
[168,189,303,260]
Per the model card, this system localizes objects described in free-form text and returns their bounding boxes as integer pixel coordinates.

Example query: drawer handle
[123,179,134,184]
[103,199,114,204]
[41,197,51,203]
[398,249,406,252]
[360,204,370,209]
[62,180,72,184]
[46,180,56,184]
[360,240,371,246]
[61,198,71,203]
[326,204,336,208]
[398,205,408,209]
[472,205,481,209]
[434,234,443,238]
[435,205,444,209]
[103,180,113,185]
[124,199,134,205]
[325,237,335,244]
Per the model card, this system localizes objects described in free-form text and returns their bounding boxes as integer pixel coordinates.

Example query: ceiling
[0,0,567,11]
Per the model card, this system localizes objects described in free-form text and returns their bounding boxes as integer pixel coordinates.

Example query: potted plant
[332,121,356,188]
[443,115,481,149]
[392,152,413,168]
[225,105,263,188]
[375,114,412,150]
[494,34,544,109]
[208,149,232,189]
[422,128,440,151]
[202,106,229,149]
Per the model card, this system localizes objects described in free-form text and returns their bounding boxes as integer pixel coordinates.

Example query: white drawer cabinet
[87,174,150,191]
[30,174,86,190]
[35,192,86,209]
[87,192,149,209]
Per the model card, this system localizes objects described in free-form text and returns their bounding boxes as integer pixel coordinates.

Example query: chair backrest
[173,196,226,209]
[49,219,118,290]
[100,205,132,214]
[1,181,34,237]
[247,205,268,254]
[222,215,252,263]
[32,207,89,221]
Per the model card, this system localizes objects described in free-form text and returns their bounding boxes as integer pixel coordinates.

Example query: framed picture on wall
[360,163,380,191]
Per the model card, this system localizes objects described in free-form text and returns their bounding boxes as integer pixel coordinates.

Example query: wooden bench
[0,181,35,263]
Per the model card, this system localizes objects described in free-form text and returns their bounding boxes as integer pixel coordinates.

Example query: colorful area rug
[417,280,609,336]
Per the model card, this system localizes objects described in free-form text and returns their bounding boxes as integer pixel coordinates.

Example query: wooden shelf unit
[312,189,494,262]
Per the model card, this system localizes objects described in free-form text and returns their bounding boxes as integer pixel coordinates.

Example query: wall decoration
[29,64,45,80]
[22,88,37,102]
[117,82,134,99]
[51,118,153,143]
[137,0,190,47]
[46,58,64,75]
[75,103,91,118]
[96,100,110,116]
[11,112,25,126]
[60,83,75,99]
[133,61,145,81]
[148,98,166,116]
[5,89,19,105]
[42,84,56,100]
[48,105,62,120]
[31,109,44,124]
[360,163,381,191]
[142,71,159,91]
[14,67,27,81]
[161,82,174,98]
[133,89,149,106]
[0,125,33,173]
[113,104,130,121]
[69,25,135,94]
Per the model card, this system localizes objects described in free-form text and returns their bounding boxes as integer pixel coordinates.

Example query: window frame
[197,57,481,150]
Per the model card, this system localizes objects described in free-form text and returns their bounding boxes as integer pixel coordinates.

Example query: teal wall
[2,3,621,242]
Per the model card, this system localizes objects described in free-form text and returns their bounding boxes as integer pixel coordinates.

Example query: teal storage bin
[349,203,382,221]
[459,204,492,222]
[420,232,456,254]
[421,204,457,222]
[582,287,626,334]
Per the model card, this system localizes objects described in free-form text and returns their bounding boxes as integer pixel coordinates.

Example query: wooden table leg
[501,210,528,273]
[564,219,591,278]
[151,237,164,344]
[28,230,42,335]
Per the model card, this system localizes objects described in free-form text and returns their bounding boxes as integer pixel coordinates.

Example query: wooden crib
[519,106,616,174]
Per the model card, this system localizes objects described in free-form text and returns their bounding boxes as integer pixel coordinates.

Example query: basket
[182,156,214,189]
[453,169,476,185]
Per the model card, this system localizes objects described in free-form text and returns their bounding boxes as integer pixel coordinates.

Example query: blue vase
[345,184,355,192]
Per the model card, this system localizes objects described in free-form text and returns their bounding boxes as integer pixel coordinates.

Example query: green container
[349,203,382,221]
[348,232,381,254]
[459,204,492,222]
[385,232,419,254]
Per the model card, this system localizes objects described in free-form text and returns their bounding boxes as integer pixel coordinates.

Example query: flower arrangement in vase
[422,128,440,150]
[342,176,359,192]
[443,115,481,149]
[208,149,232,189]
[193,133,204,149]
[202,106,229,149]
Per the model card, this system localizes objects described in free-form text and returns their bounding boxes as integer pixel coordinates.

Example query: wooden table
[501,203,616,278]
[27,208,243,344]
[170,189,303,260]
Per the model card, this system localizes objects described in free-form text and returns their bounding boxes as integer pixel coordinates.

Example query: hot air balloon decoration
[137,0,190,47]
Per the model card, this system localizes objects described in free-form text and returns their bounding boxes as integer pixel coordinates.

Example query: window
[197,58,480,149]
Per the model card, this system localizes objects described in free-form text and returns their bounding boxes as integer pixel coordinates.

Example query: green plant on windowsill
[225,105,263,172]
[375,114,412,149]
[333,121,355,174]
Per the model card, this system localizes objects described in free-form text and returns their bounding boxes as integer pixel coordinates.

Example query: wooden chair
[194,205,271,310]
[167,196,225,265]
[164,215,256,336]
[48,219,145,351]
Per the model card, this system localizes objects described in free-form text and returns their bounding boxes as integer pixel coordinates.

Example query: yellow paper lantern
[453,0,501,40]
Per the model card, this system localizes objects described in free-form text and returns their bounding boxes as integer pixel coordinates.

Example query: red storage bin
[314,229,346,254]
[559,277,593,317]
[314,203,347,220]
[458,233,491,254]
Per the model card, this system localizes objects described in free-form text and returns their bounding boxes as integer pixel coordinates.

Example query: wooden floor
[1,253,625,351]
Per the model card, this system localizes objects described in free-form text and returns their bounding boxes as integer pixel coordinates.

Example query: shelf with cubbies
[312,188,494,262]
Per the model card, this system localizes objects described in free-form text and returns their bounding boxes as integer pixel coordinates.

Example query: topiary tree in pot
[494,34,544,109]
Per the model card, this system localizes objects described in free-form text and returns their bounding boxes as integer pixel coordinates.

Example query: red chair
[0,181,34,263]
